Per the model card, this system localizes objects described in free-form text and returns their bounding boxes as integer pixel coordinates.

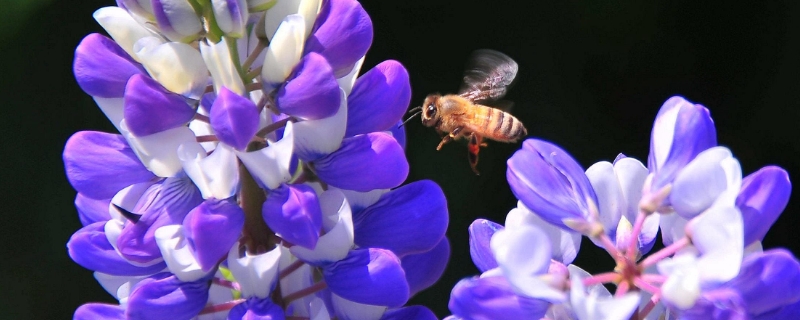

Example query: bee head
[421,94,441,127]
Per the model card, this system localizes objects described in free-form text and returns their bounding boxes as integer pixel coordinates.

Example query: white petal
[261,14,306,89]
[586,161,624,237]
[110,181,155,222]
[120,121,198,177]
[263,0,302,40]
[278,246,316,317]
[236,121,295,189]
[180,143,240,199]
[657,249,701,309]
[291,190,354,264]
[93,272,146,302]
[658,210,687,246]
[189,118,218,152]
[688,204,743,284]
[212,0,249,37]
[491,225,566,302]
[651,100,683,170]
[507,202,581,265]
[157,0,203,41]
[135,38,208,99]
[155,225,213,282]
[94,7,158,61]
[331,293,387,320]
[297,0,320,37]
[613,157,648,221]
[200,37,246,96]
[671,147,742,218]
[337,56,365,96]
[293,89,347,161]
[569,273,641,320]
[309,296,331,320]
[227,241,282,299]
[200,275,236,320]
[330,187,387,214]
[93,97,124,133]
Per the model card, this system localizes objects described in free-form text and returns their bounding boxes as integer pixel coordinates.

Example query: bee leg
[468,132,483,175]
[437,126,464,151]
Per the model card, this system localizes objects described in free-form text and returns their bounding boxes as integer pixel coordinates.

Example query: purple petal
[401,237,450,296]
[679,288,746,320]
[210,87,260,150]
[754,300,800,320]
[262,184,323,249]
[736,166,791,245]
[275,53,340,120]
[469,219,503,272]
[124,74,196,136]
[389,120,406,149]
[449,276,549,319]
[200,91,216,114]
[126,272,210,320]
[227,298,286,320]
[182,198,245,271]
[353,180,447,257]
[117,178,203,264]
[506,139,597,231]
[323,248,409,308]
[74,303,125,320]
[75,194,112,226]
[63,131,156,200]
[305,0,373,77]
[314,132,408,192]
[345,60,411,137]
[67,221,167,276]
[381,306,437,320]
[73,33,145,98]
[648,96,717,190]
[727,249,800,316]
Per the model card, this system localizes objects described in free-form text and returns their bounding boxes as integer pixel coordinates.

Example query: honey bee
[406,49,527,175]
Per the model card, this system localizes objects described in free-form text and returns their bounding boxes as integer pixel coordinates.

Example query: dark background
[2,0,799,318]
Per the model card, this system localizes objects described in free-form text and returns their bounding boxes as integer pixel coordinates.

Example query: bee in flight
[405,49,527,175]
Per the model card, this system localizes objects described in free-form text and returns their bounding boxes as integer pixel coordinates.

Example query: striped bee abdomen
[479,106,527,142]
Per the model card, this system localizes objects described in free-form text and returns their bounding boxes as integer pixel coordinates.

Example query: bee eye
[425,104,436,118]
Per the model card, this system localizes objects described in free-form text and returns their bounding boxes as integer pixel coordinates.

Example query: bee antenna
[399,110,423,128]
[407,106,422,114]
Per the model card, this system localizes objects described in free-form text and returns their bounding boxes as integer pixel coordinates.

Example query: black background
[2,0,799,318]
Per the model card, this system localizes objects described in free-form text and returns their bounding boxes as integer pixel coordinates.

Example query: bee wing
[458,49,519,104]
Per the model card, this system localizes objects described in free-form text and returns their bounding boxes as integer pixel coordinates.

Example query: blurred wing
[458,49,519,104]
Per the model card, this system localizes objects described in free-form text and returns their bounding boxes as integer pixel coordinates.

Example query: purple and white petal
[93,272,147,302]
[330,187,387,215]
[67,221,167,276]
[263,0,320,40]
[200,37,246,96]
[135,39,209,99]
[659,210,688,246]
[276,52,340,120]
[228,243,282,299]
[278,246,317,316]
[687,204,743,284]
[73,33,145,98]
[179,143,240,200]
[124,74,196,136]
[314,132,408,192]
[126,272,210,320]
[119,0,156,19]
[75,194,112,226]
[468,219,502,272]
[153,225,210,281]
[227,298,286,320]
[401,237,450,296]
[74,303,126,320]
[648,96,717,190]
[182,198,244,271]
[585,161,625,242]
[448,276,550,319]
[330,293,387,320]
[93,97,125,132]
[261,14,306,89]
[345,60,412,137]
[657,250,701,309]
[505,202,581,265]
[210,87,260,150]
[491,224,565,302]
[336,56,365,95]
[292,90,347,161]
[671,147,742,219]
[63,131,156,200]
[93,7,158,60]
[151,0,203,42]
[728,249,800,316]
[262,183,323,249]
[353,180,447,257]
[323,248,409,308]
[507,139,598,232]
[736,166,791,245]
[381,306,437,320]
[569,272,641,320]
[236,121,295,190]
[290,189,354,265]
[212,0,248,37]
[120,121,200,177]
[304,0,373,77]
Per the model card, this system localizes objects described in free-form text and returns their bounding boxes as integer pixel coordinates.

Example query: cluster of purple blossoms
[447,96,799,320]
[64,0,449,319]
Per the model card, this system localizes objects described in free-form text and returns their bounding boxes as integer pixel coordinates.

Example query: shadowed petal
[126,272,209,320]
[728,249,800,316]
[227,298,286,319]
[124,74,196,136]
[449,276,549,319]
[261,14,305,89]
[323,248,409,308]
[73,33,145,98]
[135,39,208,99]
[736,166,791,245]
[228,243,282,299]
[491,225,564,302]
[469,219,503,272]
[64,131,156,200]
[76,194,112,226]
[74,303,126,320]
[151,0,203,42]
[381,306,437,320]
[305,0,372,77]
[402,237,450,296]
[314,132,408,192]
[276,53,340,120]
[262,183,323,249]
[182,198,244,271]
[212,0,248,37]
[210,87,260,150]
[345,60,411,137]
[67,221,167,276]
[292,90,347,161]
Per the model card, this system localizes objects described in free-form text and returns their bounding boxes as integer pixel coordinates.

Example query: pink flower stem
[212,277,241,291]
[639,237,691,269]
[627,211,647,260]
[283,281,328,304]
[583,272,620,286]
[199,299,246,315]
